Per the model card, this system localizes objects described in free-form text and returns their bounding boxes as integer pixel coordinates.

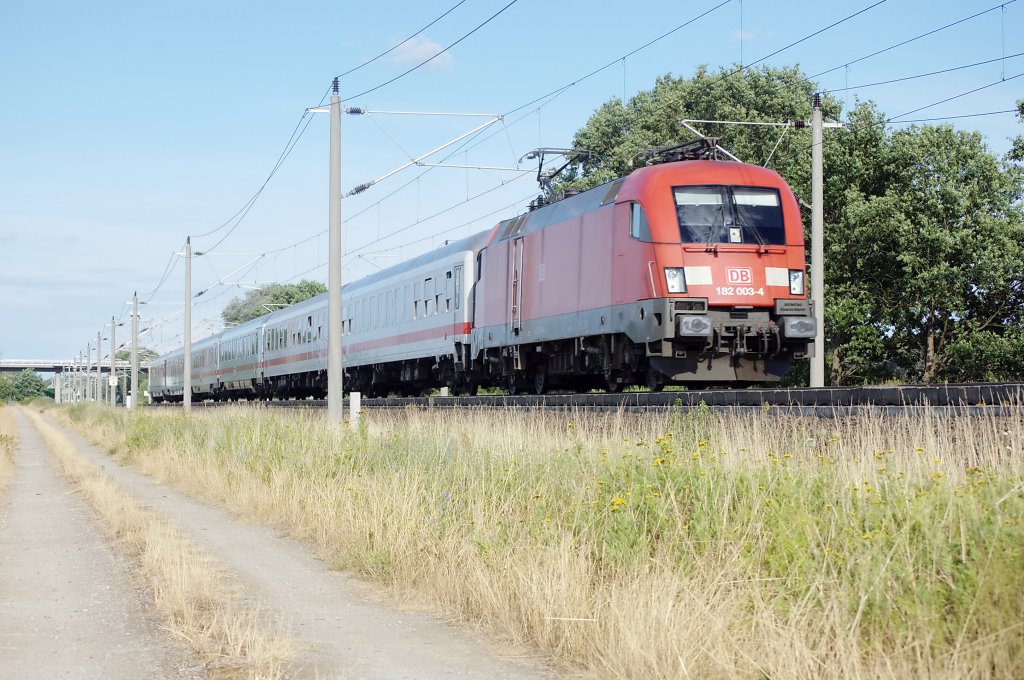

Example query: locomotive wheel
[645,364,665,392]
[533,365,548,395]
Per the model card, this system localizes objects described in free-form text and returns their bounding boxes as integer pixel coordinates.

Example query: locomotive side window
[673,185,785,245]
[629,203,652,241]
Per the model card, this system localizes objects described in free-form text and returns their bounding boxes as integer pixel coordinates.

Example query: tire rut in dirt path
[49,413,556,680]
[0,408,194,678]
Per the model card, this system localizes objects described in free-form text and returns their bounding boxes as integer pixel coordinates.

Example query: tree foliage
[1010,99,1024,163]
[569,66,1024,384]
[221,280,326,326]
[115,347,160,363]
[0,369,50,401]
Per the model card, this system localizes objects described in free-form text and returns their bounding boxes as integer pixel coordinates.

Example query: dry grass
[60,402,1024,679]
[24,407,299,679]
[0,405,16,493]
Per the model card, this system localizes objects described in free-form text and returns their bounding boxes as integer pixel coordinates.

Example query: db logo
[726,268,753,284]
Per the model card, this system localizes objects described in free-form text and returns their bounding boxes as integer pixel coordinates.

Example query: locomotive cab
[619,159,816,385]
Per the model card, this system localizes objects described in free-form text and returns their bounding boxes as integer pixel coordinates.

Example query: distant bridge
[0,360,150,374]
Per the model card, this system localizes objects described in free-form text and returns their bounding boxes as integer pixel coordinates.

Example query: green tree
[830,123,1024,383]
[0,375,14,402]
[7,369,48,401]
[568,64,842,200]
[221,280,326,326]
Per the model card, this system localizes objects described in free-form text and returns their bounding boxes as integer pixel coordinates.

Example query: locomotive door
[510,236,524,337]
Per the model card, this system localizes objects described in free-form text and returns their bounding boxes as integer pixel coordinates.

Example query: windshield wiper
[703,204,725,252]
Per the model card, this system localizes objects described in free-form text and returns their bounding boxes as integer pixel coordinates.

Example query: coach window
[630,203,652,242]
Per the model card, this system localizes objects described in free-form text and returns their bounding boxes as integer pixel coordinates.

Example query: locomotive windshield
[673,185,786,245]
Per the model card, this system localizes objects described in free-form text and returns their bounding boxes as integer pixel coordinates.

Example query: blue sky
[1,0,1021,361]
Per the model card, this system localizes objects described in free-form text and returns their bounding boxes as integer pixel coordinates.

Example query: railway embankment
[58,401,1024,680]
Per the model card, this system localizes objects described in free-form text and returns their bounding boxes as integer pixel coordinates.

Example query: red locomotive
[470,143,815,393]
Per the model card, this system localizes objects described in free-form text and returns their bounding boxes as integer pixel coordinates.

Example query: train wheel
[645,364,665,392]
[506,375,521,396]
[533,365,548,395]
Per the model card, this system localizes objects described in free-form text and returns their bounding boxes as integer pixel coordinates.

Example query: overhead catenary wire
[342,0,521,102]
[192,108,317,241]
[190,1,497,255]
[183,3,517,260]
[198,111,319,255]
[333,0,470,80]
[808,1,1017,80]
[770,74,1024,170]
[895,108,1018,123]
[503,0,731,117]
[888,71,1023,122]
[820,52,1024,94]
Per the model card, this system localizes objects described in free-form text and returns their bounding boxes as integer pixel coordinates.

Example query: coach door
[510,236,524,336]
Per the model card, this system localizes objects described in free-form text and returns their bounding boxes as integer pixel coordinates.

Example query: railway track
[163,382,1024,417]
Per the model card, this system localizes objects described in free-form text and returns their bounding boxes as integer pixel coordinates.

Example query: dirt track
[1,407,553,679]
[0,408,193,678]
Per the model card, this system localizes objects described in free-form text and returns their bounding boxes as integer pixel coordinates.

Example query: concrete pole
[327,77,344,422]
[110,316,116,406]
[96,331,102,402]
[810,93,825,388]
[85,343,92,401]
[184,237,192,411]
[54,371,61,405]
[131,292,139,409]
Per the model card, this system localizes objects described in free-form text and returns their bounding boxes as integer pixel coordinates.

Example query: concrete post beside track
[130,292,139,409]
[810,95,825,388]
[184,237,192,412]
[327,77,343,423]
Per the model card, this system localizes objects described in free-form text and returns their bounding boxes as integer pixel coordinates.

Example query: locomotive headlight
[782,316,816,339]
[789,269,805,295]
[664,267,687,293]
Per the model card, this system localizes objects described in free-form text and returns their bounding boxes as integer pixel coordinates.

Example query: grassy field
[60,402,1024,679]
